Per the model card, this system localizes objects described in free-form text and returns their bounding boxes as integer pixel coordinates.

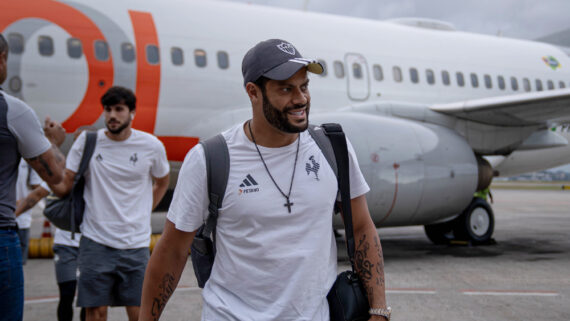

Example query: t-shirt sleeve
[150,138,170,178]
[346,136,370,199]
[166,144,209,232]
[66,131,86,173]
[7,101,51,159]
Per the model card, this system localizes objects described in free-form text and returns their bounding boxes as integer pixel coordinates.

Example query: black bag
[322,123,370,321]
[190,134,228,288]
[44,132,97,238]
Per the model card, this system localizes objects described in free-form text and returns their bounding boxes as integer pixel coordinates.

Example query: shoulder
[5,94,35,121]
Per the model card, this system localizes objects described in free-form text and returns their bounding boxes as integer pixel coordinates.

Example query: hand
[369,316,389,321]
[44,116,66,147]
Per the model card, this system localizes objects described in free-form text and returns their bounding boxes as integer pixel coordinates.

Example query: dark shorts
[76,237,149,308]
[53,244,79,284]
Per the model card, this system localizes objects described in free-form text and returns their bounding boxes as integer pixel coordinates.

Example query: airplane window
[334,61,345,78]
[511,77,519,91]
[523,78,531,92]
[94,40,109,61]
[559,81,566,89]
[146,45,160,65]
[67,38,82,59]
[352,63,363,79]
[38,36,54,56]
[470,73,479,88]
[547,80,554,90]
[498,76,505,90]
[217,51,229,69]
[373,64,383,81]
[442,71,450,85]
[121,43,135,63]
[9,76,22,93]
[318,59,327,76]
[409,68,419,83]
[171,47,184,66]
[8,33,24,54]
[195,49,207,68]
[535,79,543,91]
[456,72,464,87]
[484,74,492,89]
[426,69,434,85]
[392,66,402,82]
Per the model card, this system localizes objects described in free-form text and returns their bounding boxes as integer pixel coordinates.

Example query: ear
[130,111,136,120]
[245,82,262,105]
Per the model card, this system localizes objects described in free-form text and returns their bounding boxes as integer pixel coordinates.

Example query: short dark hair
[253,76,269,94]
[101,86,136,111]
[0,34,8,56]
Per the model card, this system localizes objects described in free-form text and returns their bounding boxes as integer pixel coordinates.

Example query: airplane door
[345,53,370,101]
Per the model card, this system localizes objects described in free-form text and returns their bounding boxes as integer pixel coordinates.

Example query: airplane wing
[431,89,570,126]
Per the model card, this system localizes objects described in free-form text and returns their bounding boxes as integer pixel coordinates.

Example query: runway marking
[462,290,559,297]
[387,288,437,294]
[25,296,59,304]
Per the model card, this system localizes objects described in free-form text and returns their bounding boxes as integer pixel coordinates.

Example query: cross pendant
[284,198,294,213]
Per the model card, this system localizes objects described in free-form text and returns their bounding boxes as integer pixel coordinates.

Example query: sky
[224,0,570,41]
[222,0,570,173]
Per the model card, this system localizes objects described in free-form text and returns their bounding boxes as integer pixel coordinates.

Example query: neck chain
[248,121,300,213]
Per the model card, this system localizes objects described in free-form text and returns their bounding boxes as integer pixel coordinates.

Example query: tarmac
[21,189,570,320]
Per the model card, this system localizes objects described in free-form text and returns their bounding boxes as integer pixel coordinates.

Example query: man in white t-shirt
[15,159,42,264]
[49,86,170,321]
[140,39,389,321]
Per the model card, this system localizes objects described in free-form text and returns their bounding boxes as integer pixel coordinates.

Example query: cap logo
[277,42,296,55]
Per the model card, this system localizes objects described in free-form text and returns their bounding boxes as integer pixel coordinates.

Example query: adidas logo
[239,174,260,195]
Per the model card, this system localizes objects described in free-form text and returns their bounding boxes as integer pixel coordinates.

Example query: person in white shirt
[49,86,170,321]
[140,39,389,321]
[14,159,42,264]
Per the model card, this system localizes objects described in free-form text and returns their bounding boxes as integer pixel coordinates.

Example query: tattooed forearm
[151,273,176,320]
[28,154,54,177]
[354,232,386,304]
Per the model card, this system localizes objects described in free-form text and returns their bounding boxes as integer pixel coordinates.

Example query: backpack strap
[200,134,230,241]
[319,123,357,273]
[70,131,97,239]
[308,124,338,178]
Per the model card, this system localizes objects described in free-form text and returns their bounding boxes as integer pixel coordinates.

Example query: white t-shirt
[15,159,42,229]
[168,124,369,321]
[67,129,169,249]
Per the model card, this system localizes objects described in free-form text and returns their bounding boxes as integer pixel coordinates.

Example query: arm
[47,169,75,198]
[349,195,388,321]
[25,117,67,185]
[15,186,50,217]
[139,220,196,321]
[152,174,170,210]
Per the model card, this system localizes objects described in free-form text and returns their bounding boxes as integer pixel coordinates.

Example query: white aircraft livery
[2,0,570,244]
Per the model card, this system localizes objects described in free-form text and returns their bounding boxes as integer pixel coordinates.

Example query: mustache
[283,104,308,112]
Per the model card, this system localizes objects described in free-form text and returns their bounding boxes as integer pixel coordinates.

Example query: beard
[262,91,310,133]
[106,117,130,134]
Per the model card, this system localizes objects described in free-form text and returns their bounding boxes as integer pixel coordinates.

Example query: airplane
[1,0,570,245]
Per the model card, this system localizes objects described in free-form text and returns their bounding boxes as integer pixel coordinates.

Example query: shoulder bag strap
[199,134,230,241]
[307,124,338,178]
[70,131,97,238]
[321,123,357,272]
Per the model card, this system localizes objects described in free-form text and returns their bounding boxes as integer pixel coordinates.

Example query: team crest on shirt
[305,155,320,181]
[238,174,260,195]
[129,153,138,166]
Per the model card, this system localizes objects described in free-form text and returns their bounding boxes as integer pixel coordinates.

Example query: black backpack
[190,123,357,289]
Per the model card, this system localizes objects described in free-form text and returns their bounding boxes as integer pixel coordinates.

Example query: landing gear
[453,197,494,244]
[424,198,495,245]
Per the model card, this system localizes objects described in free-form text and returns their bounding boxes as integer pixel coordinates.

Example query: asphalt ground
[21,189,570,320]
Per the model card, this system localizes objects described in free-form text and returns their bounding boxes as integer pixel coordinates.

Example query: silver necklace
[248,121,300,213]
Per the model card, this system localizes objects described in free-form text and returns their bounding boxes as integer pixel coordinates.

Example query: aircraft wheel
[454,198,494,244]
[424,220,455,244]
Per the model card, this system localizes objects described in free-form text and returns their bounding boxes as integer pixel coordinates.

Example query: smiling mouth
[288,108,306,117]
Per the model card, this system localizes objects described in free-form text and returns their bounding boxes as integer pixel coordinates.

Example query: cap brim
[263,59,324,81]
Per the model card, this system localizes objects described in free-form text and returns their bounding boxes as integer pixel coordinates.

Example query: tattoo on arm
[354,233,385,303]
[151,273,175,320]
[28,154,54,177]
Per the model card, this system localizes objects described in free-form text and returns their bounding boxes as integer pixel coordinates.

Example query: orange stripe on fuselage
[0,0,114,133]
[158,136,200,162]
[129,11,161,134]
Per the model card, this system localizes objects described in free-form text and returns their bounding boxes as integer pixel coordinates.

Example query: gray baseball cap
[242,39,324,86]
